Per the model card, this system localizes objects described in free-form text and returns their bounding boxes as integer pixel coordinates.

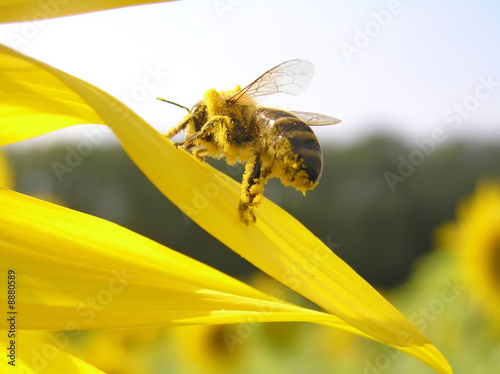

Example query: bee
[160,59,341,224]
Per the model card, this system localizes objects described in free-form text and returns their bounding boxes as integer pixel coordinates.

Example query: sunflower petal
[398,344,453,374]
[0,331,106,373]
[0,46,104,144]
[0,45,452,373]
[0,187,357,331]
[0,0,173,24]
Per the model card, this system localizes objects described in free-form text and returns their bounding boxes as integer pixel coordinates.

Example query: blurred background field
[2,0,500,372]
[4,133,500,373]
[6,135,500,287]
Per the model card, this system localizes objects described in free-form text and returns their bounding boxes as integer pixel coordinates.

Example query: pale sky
[1,0,499,146]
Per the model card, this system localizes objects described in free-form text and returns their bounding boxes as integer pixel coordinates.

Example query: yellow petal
[0,331,106,373]
[398,344,452,374]
[0,0,173,24]
[0,46,104,144]
[0,149,15,188]
[0,187,354,330]
[93,69,429,347]
[0,45,452,373]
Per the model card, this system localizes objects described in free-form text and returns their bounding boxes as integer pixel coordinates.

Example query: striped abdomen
[253,108,323,187]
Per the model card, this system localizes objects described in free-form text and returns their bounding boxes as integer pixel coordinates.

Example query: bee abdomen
[255,108,323,184]
[281,124,322,183]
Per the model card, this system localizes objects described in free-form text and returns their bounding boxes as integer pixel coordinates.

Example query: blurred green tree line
[7,135,500,288]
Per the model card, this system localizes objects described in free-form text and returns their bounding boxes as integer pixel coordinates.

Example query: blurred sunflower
[65,328,164,374]
[169,324,241,374]
[446,180,500,330]
[0,2,453,373]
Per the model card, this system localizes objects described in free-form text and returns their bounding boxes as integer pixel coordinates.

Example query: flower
[450,180,500,329]
[0,2,452,373]
[0,0,171,24]
[169,324,241,373]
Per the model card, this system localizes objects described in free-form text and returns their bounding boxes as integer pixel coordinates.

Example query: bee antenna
[157,97,190,112]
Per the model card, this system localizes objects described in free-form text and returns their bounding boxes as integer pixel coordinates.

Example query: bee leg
[164,117,192,140]
[239,154,266,224]
[192,147,208,161]
[179,116,227,149]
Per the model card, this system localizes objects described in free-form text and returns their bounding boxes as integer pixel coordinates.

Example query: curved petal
[0,46,104,144]
[0,187,351,331]
[0,45,452,373]
[0,331,106,373]
[0,0,172,24]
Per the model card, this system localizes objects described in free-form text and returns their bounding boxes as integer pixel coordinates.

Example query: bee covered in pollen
[159,59,341,224]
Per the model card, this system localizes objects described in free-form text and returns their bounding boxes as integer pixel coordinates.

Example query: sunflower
[452,180,500,329]
[0,2,452,373]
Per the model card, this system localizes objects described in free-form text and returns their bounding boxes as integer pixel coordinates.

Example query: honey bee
[160,59,341,224]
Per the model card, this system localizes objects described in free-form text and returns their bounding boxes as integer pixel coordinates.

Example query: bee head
[189,101,205,115]
[187,101,208,132]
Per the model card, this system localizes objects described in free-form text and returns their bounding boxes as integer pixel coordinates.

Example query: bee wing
[229,59,314,103]
[290,111,342,126]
